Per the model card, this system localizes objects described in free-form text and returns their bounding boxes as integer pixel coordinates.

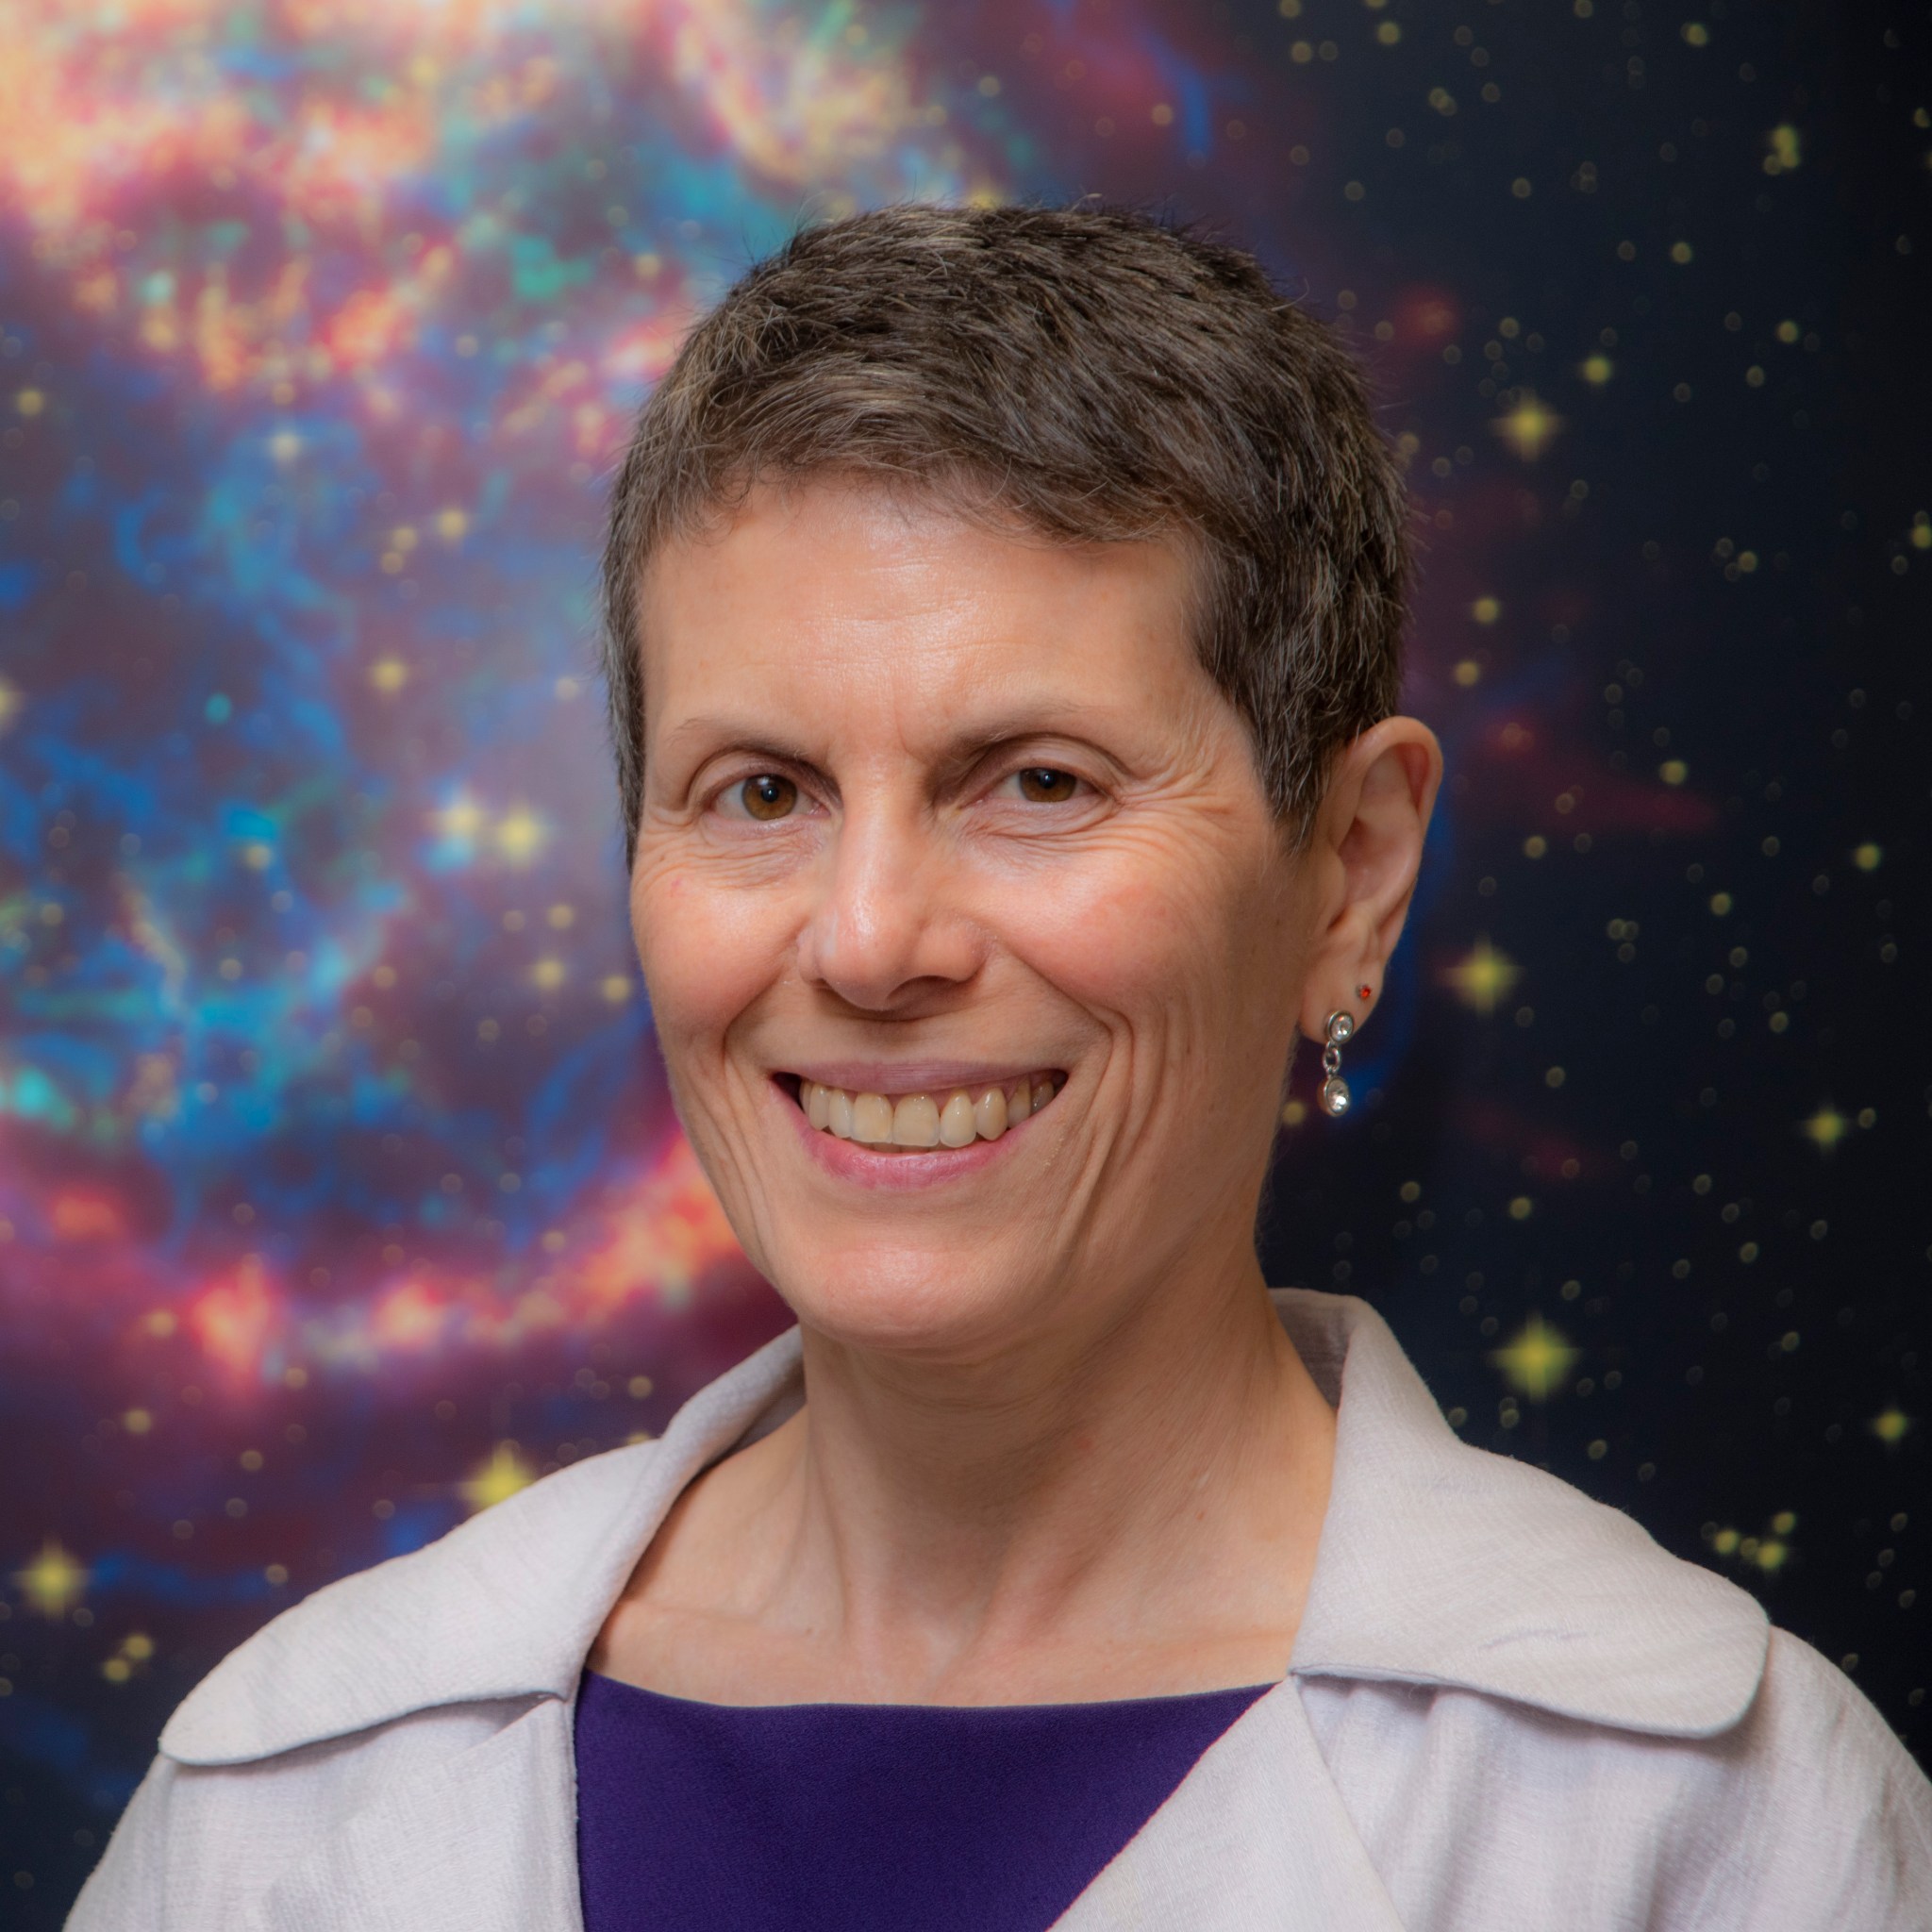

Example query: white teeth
[892,1094,941,1146]
[797,1074,1056,1149]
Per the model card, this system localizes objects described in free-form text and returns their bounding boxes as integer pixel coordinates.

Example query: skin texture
[591,476,1443,1706]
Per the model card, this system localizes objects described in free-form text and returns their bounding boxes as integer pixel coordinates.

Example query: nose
[795,803,984,1013]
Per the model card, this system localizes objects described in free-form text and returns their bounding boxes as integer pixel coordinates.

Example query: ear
[1297,715,1443,1043]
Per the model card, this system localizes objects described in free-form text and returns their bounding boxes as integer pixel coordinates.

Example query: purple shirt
[574,1667,1272,1930]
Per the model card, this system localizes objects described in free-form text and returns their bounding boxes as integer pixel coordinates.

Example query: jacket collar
[159,1322,808,1765]
[160,1289,1766,1766]
[1279,1291,1767,1736]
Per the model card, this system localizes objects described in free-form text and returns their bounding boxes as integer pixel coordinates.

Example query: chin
[761,1235,1048,1363]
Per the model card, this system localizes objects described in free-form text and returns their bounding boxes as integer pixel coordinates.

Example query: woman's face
[631,477,1322,1361]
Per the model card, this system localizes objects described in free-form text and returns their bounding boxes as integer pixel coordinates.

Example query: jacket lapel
[258,1699,582,1932]
[1053,1677,1405,1929]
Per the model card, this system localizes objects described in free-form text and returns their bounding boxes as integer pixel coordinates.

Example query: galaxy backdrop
[1,0,1925,1914]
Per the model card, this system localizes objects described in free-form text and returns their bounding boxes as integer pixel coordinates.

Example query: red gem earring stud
[1356,983,1372,1002]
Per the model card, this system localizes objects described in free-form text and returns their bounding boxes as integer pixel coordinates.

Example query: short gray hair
[601,200,1408,870]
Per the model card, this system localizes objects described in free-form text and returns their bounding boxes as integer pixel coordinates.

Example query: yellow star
[1870,1408,1912,1446]
[493,808,547,865]
[1441,935,1522,1016]
[14,1539,89,1617]
[1798,1105,1849,1153]
[458,1441,535,1514]
[1491,392,1564,460]
[1489,1312,1581,1401]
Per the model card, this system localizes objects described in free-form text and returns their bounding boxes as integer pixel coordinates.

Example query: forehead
[635,478,1207,752]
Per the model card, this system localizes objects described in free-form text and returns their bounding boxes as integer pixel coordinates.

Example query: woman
[73,203,1931,1930]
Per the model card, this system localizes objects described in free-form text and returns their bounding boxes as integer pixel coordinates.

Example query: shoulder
[1733,1628,1932,1843]
[1647,1627,1932,1926]
[1301,1624,1932,1930]
[65,1698,530,1930]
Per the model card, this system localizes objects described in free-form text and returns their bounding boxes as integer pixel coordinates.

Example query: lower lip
[774,1080,1039,1191]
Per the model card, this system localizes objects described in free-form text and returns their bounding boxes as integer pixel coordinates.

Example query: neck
[736,1225,1337,1701]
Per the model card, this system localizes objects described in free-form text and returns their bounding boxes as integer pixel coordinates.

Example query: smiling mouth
[780,1074,1063,1151]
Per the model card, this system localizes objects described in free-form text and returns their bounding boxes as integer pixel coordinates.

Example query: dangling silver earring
[1320,1009,1356,1117]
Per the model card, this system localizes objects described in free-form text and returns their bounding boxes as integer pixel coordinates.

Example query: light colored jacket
[69,1289,1932,1929]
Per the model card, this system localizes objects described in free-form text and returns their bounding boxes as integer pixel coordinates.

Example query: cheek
[1037,876,1182,1019]
[630,859,792,1064]
[1004,835,1284,1051]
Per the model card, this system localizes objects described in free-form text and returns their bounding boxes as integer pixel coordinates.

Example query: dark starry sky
[1251,0,1929,1779]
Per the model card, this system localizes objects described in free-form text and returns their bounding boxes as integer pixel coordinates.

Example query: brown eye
[739,774,798,821]
[1016,767,1078,804]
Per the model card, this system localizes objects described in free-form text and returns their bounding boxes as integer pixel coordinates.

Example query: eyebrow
[657,717,819,767]
[658,699,1125,770]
